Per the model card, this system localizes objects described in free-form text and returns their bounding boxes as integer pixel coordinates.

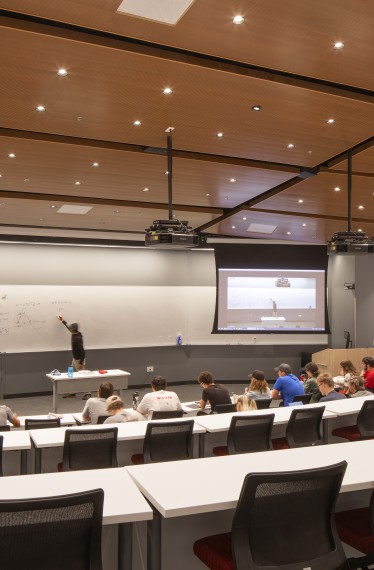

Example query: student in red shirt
[361,357,374,392]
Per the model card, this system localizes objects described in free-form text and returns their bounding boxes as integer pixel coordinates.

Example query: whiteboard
[0,285,204,352]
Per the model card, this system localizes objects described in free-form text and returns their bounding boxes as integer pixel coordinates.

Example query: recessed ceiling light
[252,105,261,111]
[75,181,81,185]
[230,178,236,182]
[232,225,236,229]
[298,199,303,203]
[133,120,142,126]
[287,143,294,149]
[358,205,365,210]
[358,228,363,232]
[242,217,247,220]
[57,68,68,76]
[114,209,120,214]
[334,186,341,192]
[334,41,344,49]
[51,205,56,208]
[232,15,244,24]
[326,118,336,124]
[205,193,210,197]
[76,116,83,122]
[163,87,173,95]
[302,223,307,227]
[39,218,44,221]
[92,162,99,167]
[0,174,2,178]
[36,105,46,112]
[143,187,149,192]
[24,178,29,182]
[287,231,291,235]
[216,132,224,138]
[8,153,15,158]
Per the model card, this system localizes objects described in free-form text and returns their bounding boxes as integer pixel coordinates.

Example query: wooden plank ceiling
[0,1,373,243]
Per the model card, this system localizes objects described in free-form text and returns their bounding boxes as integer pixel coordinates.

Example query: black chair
[131,420,194,465]
[0,425,10,432]
[0,488,104,570]
[253,399,272,410]
[292,393,312,405]
[60,428,118,471]
[272,406,325,450]
[214,403,237,414]
[97,415,110,424]
[151,409,184,420]
[332,399,374,441]
[194,461,349,570]
[213,414,274,456]
[25,418,61,430]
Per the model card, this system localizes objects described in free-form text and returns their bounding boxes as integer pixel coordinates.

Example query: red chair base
[193,532,233,570]
[271,437,289,450]
[212,446,229,456]
[131,454,144,465]
[336,508,374,554]
[57,462,63,472]
[332,425,360,441]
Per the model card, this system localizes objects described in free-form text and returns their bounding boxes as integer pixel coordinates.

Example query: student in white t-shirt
[136,376,182,420]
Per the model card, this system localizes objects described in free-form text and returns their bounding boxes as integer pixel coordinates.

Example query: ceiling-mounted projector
[327,231,374,254]
[145,219,199,248]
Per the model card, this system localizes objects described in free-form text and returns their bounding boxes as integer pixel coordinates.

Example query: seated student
[198,371,231,413]
[136,376,182,420]
[104,396,144,423]
[318,373,346,402]
[361,356,374,392]
[345,376,373,398]
[82,381,114,424]
[236,395,257,412]
[0,404,20,427]
[246,370,271,400]
[271,363,304,407]
[303,362,322,403]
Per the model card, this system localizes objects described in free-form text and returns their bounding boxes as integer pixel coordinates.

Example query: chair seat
[131,453,145,465]
[212,446,229,456]
[332,425,361,441]
[336,508,374,554]
[193,532,233,570]
[271,437,289,450]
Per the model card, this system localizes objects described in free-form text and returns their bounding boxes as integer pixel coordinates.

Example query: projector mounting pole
[347,149,352,232]
[166,127,174,221]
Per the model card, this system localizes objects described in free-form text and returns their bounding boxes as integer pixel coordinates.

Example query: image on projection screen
[217,269,326,332]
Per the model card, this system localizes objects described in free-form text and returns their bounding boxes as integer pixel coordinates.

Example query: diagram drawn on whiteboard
[13,310,46,330]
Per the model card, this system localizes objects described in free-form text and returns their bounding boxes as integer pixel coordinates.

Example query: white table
[127,439,374,570]
[47,369,130,412]
[194,404,336,445]
[324,394,374,416]
[1,430,31,474]
[13,413,76,428]
[0,467,152,569]
[30,418,206,473]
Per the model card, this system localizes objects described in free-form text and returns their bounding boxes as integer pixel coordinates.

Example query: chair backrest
[292,393,312,405]
[0,488,104,570]
[214,403,237,414]
[62,428,118,471]
[97,415,110,424]
[231,461,347,570]
[25,418,61,430]
[0,436,3,477]
[227,414,274,455]
[253,399,272,410]
[0,425,10,432]
[357,399,374,437]
[143,420,194,463]
[286,406,325,448]
[151,409,184,420]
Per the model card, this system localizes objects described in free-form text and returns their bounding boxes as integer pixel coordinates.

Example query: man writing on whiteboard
[58,316,86,371]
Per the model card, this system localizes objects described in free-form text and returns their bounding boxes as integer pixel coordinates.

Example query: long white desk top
[324,394,374,416]
[46,369,130,381]
[30,418,205,449]
[126,439,374,519]
[193,404,336,433]
[13,414,76,428]
[0,467,152,525]
[1,430,31,451]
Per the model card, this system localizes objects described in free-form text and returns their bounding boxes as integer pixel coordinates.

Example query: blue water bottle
[177,335,182,346]
[67,366,74,378]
